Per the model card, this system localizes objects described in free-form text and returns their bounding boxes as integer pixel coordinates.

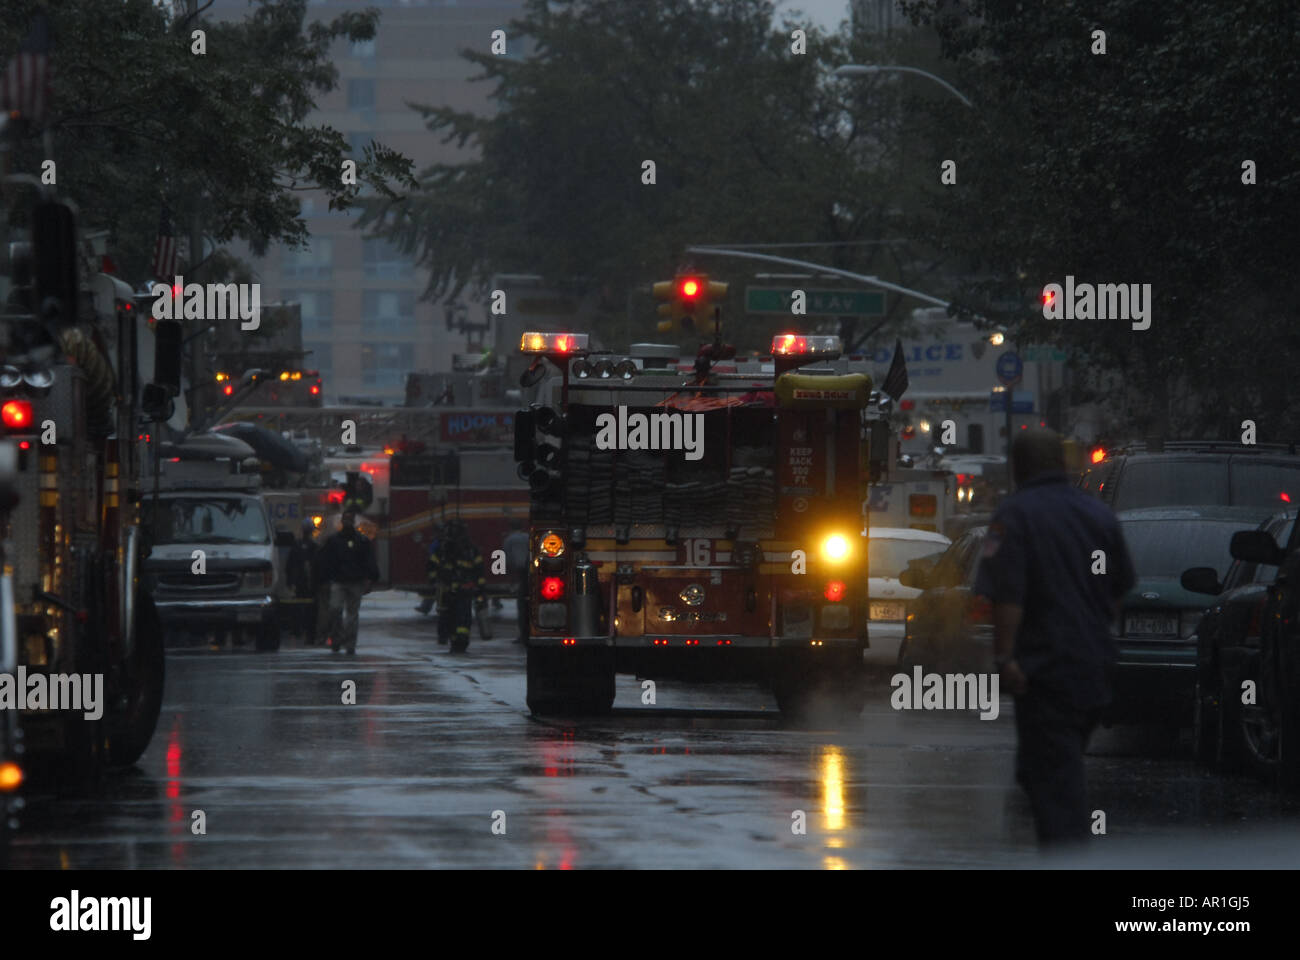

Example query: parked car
[863,527,950,665]
[1080,442,1300,517]
[1224,513,1300,789]
[896,526,990,674]
[1105,506,1265,727]
[1183,511,1294,773]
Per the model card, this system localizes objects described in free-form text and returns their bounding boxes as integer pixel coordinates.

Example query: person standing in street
[429,520,486,652]
[415,520,446,615]
[974,429,1135,848]
[502,519,531,645]
[286,520,320,644]
[317,509,380,655]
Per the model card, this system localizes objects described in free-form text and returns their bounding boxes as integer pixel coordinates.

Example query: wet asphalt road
[7,592,1300,869]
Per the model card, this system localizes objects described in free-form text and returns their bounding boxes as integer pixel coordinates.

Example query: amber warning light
[521,332,590,355]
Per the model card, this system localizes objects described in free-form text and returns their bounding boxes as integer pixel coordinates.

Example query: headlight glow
[822,533,851,563]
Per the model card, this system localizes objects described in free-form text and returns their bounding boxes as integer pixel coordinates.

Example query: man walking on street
[317,509,380,655]
[974,429,1135,848]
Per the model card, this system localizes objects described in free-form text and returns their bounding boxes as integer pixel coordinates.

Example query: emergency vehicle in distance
[514,327,894,717]
[2,198,178,807]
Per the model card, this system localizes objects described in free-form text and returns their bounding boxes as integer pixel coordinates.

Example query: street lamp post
[833,64,974,108]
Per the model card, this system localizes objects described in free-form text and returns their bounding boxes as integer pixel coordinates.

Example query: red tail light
[541,577,565,600]
[1,400,32,429]
[967,595,993,624]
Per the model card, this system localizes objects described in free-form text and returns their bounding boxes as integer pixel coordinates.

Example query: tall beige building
[210,0,524,402]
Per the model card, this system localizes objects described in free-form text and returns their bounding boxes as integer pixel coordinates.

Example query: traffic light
[654,275,728,335]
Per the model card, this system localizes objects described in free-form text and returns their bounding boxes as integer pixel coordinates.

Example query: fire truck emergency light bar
[521,332,589,355]
[771,334,842,357]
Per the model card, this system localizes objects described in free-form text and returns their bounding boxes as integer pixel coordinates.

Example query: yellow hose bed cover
[774,372,872,409]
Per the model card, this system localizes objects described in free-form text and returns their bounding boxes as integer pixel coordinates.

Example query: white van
[140,436,287,649]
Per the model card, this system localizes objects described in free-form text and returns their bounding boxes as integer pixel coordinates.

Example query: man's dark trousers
[1014,688,1102,846]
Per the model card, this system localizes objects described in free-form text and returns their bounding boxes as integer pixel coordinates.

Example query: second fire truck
[514,329,892,717]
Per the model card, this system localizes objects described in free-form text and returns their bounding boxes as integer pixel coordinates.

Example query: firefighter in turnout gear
[430,521,487,652]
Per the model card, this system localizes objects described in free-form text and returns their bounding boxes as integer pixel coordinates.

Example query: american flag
[151,205,180,281]
[882,338,910,401]
[0,13,52,123]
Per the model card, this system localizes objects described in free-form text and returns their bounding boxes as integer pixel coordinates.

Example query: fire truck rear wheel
[108,593,167,768]
[773,657,865,724]
[526,646,614,716]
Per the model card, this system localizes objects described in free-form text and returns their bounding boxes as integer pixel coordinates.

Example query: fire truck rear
[514,331,890,717]
[1,198,176,804]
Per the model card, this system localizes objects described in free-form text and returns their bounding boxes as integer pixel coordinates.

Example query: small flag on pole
[882,338,909,401]
[0,13,53,123]
[152,205,179,281]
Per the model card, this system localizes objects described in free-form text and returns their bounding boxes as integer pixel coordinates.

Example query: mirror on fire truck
[31,200,79,331]
[514,408,535,464]
[141,383,174,422]
[153,319,183,396]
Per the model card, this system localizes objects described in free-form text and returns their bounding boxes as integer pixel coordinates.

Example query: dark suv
[1226,515,1300,789]
[1182,511,1294,773]
[1080,442,1300,514]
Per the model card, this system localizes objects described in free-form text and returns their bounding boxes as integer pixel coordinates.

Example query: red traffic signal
[679,278,701,299]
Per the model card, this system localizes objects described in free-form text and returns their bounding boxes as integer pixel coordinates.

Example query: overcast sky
[777,0,852,32]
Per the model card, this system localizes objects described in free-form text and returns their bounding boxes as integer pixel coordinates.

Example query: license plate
[1125,614,1177,637]
[870,601,905,621]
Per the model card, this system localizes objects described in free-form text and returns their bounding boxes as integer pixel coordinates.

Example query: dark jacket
[318,527,380,584]
[429,535,486,595]
[974,472,1136,710]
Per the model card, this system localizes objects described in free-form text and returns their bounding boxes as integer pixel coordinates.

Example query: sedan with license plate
[1105,506,1266,726]
[863,527,950,665]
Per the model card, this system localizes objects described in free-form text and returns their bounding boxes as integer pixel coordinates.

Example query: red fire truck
[514,331,892,717]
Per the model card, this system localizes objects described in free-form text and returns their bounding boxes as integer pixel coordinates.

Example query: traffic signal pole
[685,246,951,309]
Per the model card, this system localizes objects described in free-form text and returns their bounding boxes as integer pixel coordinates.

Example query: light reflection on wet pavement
[6,593,1300,869]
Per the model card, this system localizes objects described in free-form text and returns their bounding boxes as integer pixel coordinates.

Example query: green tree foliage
[362,0,951,352]
[899,0,1299,438]
[0,0,414,286]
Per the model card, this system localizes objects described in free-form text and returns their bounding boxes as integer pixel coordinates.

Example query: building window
[281,238,333,279]
[360,343,407,388]
[281,290,333,333]
[348,78,375,112]
[362,289,416,334]
[350,37,376,59]
[363,238,414,279]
